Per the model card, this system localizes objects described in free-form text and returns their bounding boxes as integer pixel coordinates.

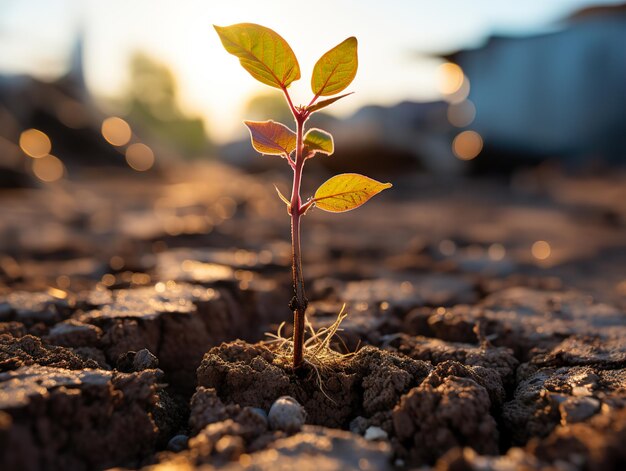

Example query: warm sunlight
[1,2,626,469]
[81,1,446,142]
[1,0,621,143]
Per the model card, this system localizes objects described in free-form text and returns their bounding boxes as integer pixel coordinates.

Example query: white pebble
[268,396,306,433]
[364,426,388,441]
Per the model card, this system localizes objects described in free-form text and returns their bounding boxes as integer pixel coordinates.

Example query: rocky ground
[0,161,625,470]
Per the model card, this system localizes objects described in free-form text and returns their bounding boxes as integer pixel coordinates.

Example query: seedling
[214,23,391,369]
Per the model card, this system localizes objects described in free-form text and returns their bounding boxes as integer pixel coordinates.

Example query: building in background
[2,3,625,183]
[447,4,626,167]
[225,3,626,176]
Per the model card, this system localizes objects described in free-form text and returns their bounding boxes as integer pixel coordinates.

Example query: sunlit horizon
[1,0,621,143]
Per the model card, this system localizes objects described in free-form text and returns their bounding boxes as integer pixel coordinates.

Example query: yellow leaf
[304,128,334,156]
[313,173,392,213]
[311,37,358,96]
[244,120,296,156]
[214,23,300,89]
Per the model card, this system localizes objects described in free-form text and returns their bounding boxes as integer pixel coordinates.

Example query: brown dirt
[65,283,267,393]
[0,334,99,371]
[436,407,626,471]
[502,365,626,444]
[385,333,519,388]
[196,341,433,429]
[393,374,498,465]
[194,340,510,467]
[0,365,169,470]
[1,164,626,469]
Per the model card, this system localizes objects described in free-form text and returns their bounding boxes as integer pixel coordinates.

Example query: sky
[0,0,621,142]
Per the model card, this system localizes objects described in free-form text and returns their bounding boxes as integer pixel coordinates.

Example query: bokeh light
[101,273,116,286]
[488,243,506,261]
[32,154,64,182]
[452,130,483,160]
[101,117,132,146]
[447,100,476,127]
[437,63,464,95]
[125,143,155,171]
[131,272,151,285]
[109,255,125,270]
[19,129,51,158]
[445,77,470,104]
[56,275,71,289]
[531,240,551,260]
[439,239,456,256]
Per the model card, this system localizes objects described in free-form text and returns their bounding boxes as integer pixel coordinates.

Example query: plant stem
[290,114,307,369]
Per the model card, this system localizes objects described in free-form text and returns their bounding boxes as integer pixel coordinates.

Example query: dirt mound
[0,334,99,371]
[0,365,169,470]
[195,340,509,466]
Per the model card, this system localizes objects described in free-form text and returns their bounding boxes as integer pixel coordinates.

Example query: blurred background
[1,0,625,179]
[1,0,625,307]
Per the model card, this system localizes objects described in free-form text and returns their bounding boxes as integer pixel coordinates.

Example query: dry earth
[0,162,625,470]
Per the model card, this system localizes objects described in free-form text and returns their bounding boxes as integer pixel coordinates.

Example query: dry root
[264,304,354,395]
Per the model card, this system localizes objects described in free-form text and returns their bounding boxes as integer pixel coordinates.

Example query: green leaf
[311,37,358,96]
[313,173,392,213]
[306,92,353,113]
[304,129,334,156]
[214,23,300,89]
[244,120,296,155]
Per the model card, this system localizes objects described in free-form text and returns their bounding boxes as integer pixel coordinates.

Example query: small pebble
[364,426,388,441]
[349,416,368,435]
[133,348,159,370]
[559,396,600,425]
[268,396,306,433]
[167,434,189,452]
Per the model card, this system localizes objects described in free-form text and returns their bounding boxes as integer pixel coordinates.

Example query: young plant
[214,23,391,369]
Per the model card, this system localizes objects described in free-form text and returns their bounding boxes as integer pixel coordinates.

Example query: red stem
[290,115,307,369]
[282,86,298,118]
[282,87,308,369]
